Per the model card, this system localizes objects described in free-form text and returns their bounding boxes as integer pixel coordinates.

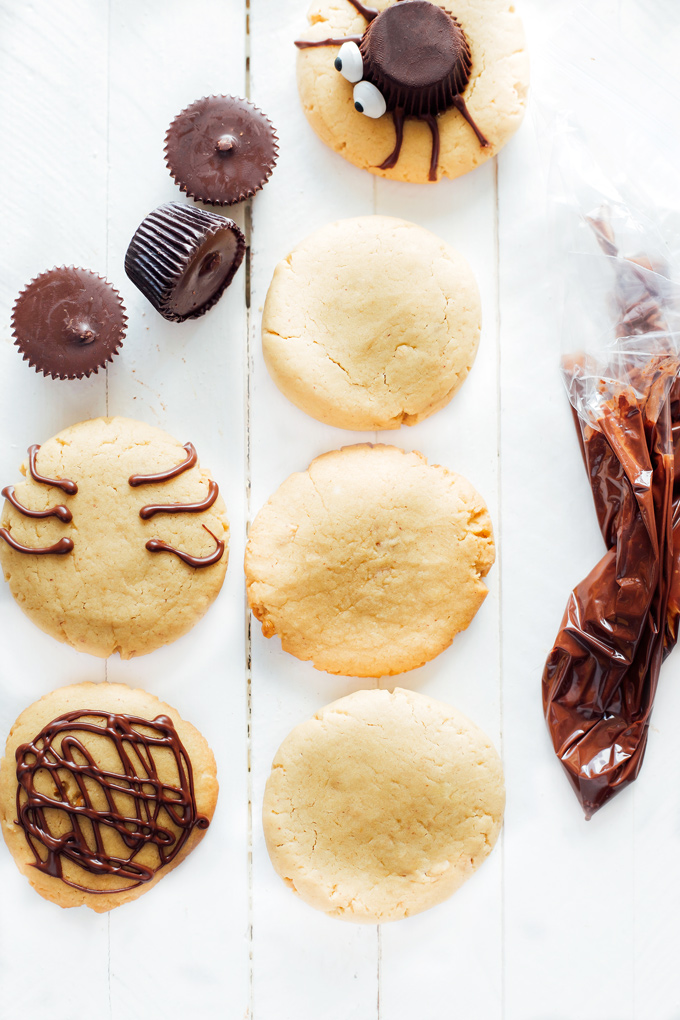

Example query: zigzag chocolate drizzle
[15,709,208,894]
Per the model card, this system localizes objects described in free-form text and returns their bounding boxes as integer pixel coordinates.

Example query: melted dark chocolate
[28,445,77,494]
[15,709,208,894]
[543,223,680,818]
[379,107,405,170]
[146,524,225,568]
[128,443,197,487]
[452,93,489,147]
[2,485,72,523]
[0,530,73,555]
[423,113,440,181]
[139,479,219,520]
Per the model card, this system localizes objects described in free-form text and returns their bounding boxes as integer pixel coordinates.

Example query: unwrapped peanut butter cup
[124,202,245,322]
[11,267,127,380]
[165,95,279,206]
[359,0,471,117]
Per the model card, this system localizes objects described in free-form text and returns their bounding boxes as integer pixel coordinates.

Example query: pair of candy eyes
[334,42,387,119]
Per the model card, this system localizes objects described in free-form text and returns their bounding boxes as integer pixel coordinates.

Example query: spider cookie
[0,682,218,911]
[245,444,494,677]
[262,216,481,430]
[0,417,229,658]
[263,687,504,922]
[295,0,529,183]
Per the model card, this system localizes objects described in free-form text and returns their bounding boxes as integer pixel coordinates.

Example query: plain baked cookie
[0,417,229,658]
[262,216,481,430]
[296,0,529,183]
[0,682,218,912]
[245,444,494,677]
[263,687,504,922]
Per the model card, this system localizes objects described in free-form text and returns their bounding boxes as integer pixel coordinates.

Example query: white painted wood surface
[1,1,679,1018]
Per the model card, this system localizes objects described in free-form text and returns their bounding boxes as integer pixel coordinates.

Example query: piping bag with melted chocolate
[543,206,680,818]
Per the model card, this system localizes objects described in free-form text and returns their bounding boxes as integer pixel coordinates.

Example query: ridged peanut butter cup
[165,95,279,206]
[11,267,127,380]
[359,1,472,117]
[124,202,245,322]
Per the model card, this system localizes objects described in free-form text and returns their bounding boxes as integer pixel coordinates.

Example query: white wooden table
[1,1,679,1017]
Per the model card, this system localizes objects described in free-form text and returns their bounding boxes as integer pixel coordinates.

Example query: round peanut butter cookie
[0,417,229,658]
[262,216,481,430]
[295,0,529,183]
[263,687,504,922]
[0,682,218,912]
[245,444,494,677]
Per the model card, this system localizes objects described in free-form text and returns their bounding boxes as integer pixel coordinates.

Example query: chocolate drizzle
[15,709,208,894]
[296,0,488,180]
[139,480,219,520]
[2,485,72,523]
[295,35,363,48]
[129,443,197,487]
[28,445,78,494]
[543,212,680,818]
[347,0,378,20]
[0,530,73,555]
[146,524,225,568]
[128,444,224,567]
[0,446,77,555]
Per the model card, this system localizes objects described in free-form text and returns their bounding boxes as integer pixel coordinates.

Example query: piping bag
[543,205,680,818]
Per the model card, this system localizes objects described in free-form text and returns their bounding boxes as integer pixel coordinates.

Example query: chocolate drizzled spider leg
[2,485,72,522]
[139,480,220,520]
[422,113,440,181]
[378,108,405,171]
[145,524,225,568]
[295,0,376,45]
[295,35,363,49]
[128,442,197,487]
[27,445,78,494]
[346,0,379,19]
[452,94,490,148]
[0,530,73,555]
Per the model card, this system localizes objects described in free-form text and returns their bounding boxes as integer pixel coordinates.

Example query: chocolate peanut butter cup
[165,95,279,206]
[11,267,127,380]
[124,202,245,322]
[359,0,471,117]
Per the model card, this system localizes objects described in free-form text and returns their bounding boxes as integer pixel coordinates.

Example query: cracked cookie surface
[263,687,504,922]
[262,216,481,430]
[296,0,529,183]
[245,443,494,677]
[0,417,229,658]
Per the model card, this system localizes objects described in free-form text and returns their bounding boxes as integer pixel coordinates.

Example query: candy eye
[334,41,363,83]
[353,81,387,119]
